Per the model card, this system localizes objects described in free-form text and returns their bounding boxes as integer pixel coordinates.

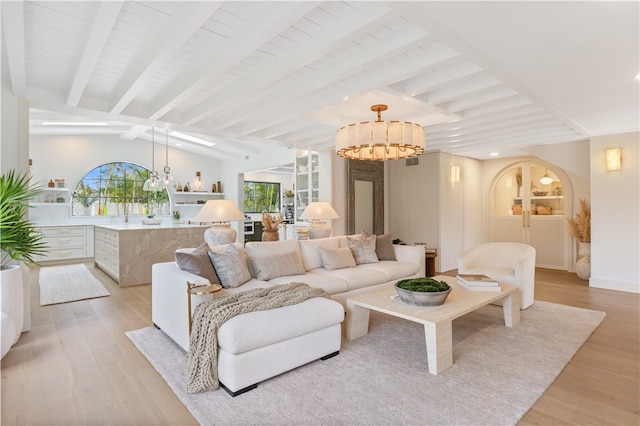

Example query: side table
[425,249,437,277]
[187,281,222,333]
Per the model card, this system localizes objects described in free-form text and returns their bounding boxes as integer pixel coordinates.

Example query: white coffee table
[345,275,520,375]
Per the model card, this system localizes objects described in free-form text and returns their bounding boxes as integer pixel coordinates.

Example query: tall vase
[575,242,591,280]
[262,230,279,242]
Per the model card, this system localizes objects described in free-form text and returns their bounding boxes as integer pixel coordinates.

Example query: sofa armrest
[393,244,426,278]
[151,261,213,351]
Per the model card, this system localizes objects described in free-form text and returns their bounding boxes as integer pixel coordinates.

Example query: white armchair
[458,242,536,309]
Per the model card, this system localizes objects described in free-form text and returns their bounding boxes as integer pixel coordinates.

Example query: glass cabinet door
[491,162,567,270]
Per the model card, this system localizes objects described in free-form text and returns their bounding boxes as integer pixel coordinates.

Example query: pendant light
[335,104,425,161]
[143,127,164,192]
[163,128,175,188]
[539,168,553,185]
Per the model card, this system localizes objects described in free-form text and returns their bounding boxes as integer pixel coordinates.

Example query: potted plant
[395,277,451,306]
[1,170,47,358]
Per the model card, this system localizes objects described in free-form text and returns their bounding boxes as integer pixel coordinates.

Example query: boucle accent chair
[458,242,536,309]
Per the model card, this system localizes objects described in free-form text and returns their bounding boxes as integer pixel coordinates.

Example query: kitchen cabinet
[94,223,208,286]
[295,150,319,221]
[491,162,567,269]
[36,225,93,263]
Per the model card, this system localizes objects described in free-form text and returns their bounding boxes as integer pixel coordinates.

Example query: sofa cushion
[246,249,306,281]
[347,233,379,264]
[299,238,340,271]
[357,261,419,281]
[174,243,221,284]
[309,266,388,291]
[318,246,356,270]
[268,273,348,295]
[362,230,397,261]
[217,297,344,355]
[208,244,252,288]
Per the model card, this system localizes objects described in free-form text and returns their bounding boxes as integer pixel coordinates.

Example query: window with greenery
[243,181,280,213]
[72,162,169,216]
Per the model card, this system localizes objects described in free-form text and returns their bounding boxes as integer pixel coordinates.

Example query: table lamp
[299,202,339,239]
[192,199,245,247]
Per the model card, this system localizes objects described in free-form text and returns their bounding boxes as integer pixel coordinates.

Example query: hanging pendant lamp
[335,104,425,161]
[163,128,175,188]
[143,127,164,192]
[539,168,553,185]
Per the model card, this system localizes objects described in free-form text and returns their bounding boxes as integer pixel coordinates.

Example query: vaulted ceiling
[2,1,638,160]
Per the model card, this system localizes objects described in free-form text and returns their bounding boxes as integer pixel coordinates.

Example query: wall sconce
[450,165,460,183]
[606,148,621,171]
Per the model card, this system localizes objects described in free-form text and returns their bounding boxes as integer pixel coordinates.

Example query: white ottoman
[211,296,344,396]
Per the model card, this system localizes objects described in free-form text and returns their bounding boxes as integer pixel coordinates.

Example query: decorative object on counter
[283,189,295,198]
[566,198,591,280]
[54,179,66,188]
[395,277,451,306]
[1,170,47,359]
[45,195,54,203]
[335,104,425,161]
[193,199,245,246]
[176,182,183,192]
[261,211,284,241]
[184,181,190,192]
[48,179,55,188]
[217,181,222,193]
[212,183,217,193]
[295,228,309,240]
[299,202,339,239]
[173,210,181,221]
[56,195,66,203]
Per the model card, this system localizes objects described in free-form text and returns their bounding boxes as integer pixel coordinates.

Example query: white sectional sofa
[151,234,424,395]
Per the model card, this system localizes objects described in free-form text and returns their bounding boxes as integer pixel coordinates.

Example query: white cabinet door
[490,162,568,270]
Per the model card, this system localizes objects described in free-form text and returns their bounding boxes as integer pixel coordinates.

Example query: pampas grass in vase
[566,198,590,243]
[567,198,591,280]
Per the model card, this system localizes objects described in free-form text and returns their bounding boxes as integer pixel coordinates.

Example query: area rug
[127,301,605,425]
[39,263,110,305]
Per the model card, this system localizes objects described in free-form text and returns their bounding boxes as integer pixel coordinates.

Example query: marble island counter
[94,223,209,287]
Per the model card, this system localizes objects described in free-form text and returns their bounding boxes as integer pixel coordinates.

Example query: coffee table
[345,275,520,375]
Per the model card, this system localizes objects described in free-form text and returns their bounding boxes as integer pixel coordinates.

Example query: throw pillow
[362,230,397,261]
[247,250,306,281]
[207,244,251,288]
[318,246,356,270]
[347,233,378,264]
[174,243,221,284]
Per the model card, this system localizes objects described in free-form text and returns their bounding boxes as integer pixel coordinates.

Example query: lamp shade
[299,202,339,221]
[193,200,245,223]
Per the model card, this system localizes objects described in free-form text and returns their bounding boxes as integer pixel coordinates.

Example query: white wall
[590,132,639,293]
[29,134,223,223]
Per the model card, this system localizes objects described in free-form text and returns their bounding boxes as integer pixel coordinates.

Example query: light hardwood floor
[1,264,638,425]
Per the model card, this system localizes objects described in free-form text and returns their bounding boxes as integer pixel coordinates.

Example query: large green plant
[0,170,47,268]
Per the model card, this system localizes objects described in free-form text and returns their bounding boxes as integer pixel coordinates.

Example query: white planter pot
[576,242,591,280]
[1,264,24,358]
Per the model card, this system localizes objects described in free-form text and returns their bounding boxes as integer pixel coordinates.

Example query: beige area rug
[39,263,110,306]
[127,301,605,425]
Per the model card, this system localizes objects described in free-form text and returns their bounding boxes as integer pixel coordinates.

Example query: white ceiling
[2,1,638,160]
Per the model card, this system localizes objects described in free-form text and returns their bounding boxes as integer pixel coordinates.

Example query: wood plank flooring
[1,264,638,425]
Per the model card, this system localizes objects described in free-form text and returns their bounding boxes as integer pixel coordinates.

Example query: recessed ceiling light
[490,152,499,156]
[42,121,108,126]
[169,131,215,147]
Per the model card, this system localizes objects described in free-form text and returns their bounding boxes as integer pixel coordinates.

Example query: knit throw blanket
[185,282,329,393]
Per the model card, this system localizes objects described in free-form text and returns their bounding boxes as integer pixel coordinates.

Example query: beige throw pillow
[207,244,251,288]
[362,230,397,261]
[247,250,306,281]
[347,233,378,264]
[174,243,221,284]
[318,246,356,270]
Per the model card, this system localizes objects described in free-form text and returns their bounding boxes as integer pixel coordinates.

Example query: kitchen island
[94,222,209,287]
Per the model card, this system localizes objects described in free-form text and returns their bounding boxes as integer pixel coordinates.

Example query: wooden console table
[425,249,437,277]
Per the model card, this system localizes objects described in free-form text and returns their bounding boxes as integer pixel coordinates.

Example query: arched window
[72,162,169,216]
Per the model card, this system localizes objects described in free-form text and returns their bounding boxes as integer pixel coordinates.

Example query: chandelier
[335,104,425,161]
[143,127,165,192]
